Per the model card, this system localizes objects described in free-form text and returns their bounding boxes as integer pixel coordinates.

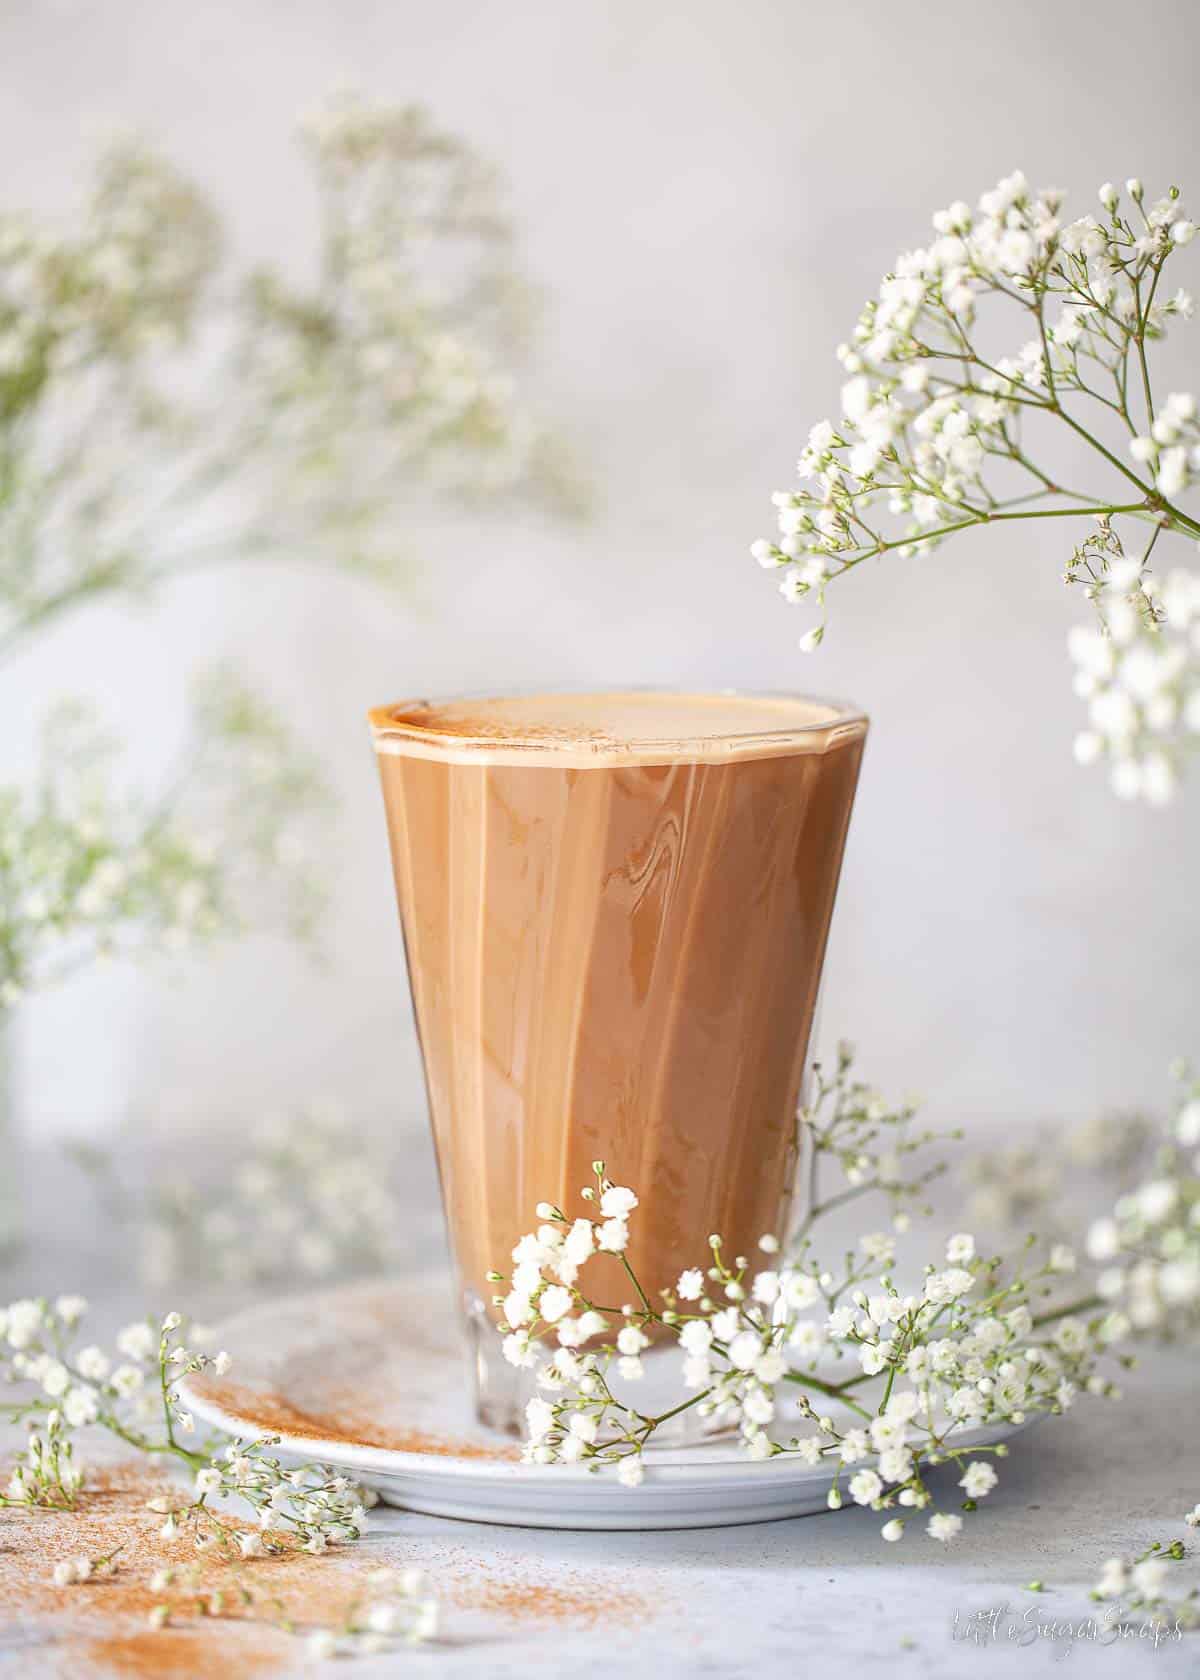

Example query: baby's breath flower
[755,171,1200,802]
[489,1043,1198,1553]
[959,1461,998,1499]
[0,96,581,1029]
[51,1556,93,1586]
[1,1292,398,1651]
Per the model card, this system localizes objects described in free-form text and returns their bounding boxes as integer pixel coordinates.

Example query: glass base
[462,1288,730,1446]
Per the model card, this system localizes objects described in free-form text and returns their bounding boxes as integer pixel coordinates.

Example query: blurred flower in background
[0,90,582,1254]
[68,1098,411,1290]
[959,1102,1158,1244]
[0,89,580,1014]
[0,671,326,1008]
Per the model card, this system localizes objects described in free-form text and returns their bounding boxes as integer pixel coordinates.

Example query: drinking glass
[370,690,867,1432]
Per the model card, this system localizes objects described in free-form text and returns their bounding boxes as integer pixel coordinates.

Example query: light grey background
[2,0,1197,1148]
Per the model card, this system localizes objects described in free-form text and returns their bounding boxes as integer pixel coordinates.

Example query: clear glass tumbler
[370,689,867,1432]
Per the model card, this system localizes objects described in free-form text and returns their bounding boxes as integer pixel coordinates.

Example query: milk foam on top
[370,690,863,765]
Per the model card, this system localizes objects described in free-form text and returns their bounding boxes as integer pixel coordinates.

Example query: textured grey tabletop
[1,1139,1197,1679]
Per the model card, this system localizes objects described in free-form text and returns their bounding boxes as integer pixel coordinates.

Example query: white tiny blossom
[676,1269,705,1301]
[117,1322,157,1363]
[958,1461,998,1498]
[727,1330,762,1371]
[63,1387,99,1427]
[678,1320,713,1356]
[1131,1557,1171,1598]
[849,1469,883,1506]
[595,1218,629,1253]
[538,1285,572,1324]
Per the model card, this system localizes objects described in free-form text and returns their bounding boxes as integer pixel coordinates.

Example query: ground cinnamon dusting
[84,1628,276,1680]
[0,1457,360,1677]
[1,1454,668,1672]
[431,1539,663,1628]
[189,1376,518,1460]
[453,1572,655,1625]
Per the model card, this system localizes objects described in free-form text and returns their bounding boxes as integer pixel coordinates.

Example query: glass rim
[368,686,868,766]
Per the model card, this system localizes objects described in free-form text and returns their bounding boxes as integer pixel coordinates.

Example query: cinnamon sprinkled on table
[0,1453,667,1674]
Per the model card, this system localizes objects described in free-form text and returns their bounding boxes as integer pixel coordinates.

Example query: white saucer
[180,1277,1031,1532]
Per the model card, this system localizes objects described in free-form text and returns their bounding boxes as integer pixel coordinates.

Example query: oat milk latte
[370,691,867,1425]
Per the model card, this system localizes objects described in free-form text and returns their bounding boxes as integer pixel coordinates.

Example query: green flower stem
[619,1254,655,1318]
[103,1414,205,1473]
[781,1371,874,1420]
[1031,1294,1103,1329]
[640,1391,711,1430]
[851,501,1156,570]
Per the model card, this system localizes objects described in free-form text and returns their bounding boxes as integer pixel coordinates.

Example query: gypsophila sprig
[1091,1540,1199,1634]
[0,668,325,1011]
[1084,1060,1200,1337]
[0,93,579,662]
[490,1044,1165,1546]
[754,172,1200,801]
[0,1295,410,1652]
[72,1098,408,1287]
[959,1096,1157,1245]
[303,1568,439,1660]
[0,90,583,1020]
[793,1039,955,1243]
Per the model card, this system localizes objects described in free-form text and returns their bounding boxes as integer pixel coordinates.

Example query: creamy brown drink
[370,691,867,1424]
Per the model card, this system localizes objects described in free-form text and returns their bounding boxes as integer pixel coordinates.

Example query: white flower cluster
[794,1040,941,1237]
[495,1174,638,1376]
[0,134,217,379]
[0,670,324,1013]
[304,1567,438,1660]
[241,88,580,564]
[1069,545,1200,802]
[960,1099,1156,1242]
[497,1176,1124,1544]
[1092,1536,1198,1632]
[1,92,581,1018]
[51,1547,123,1588]
[753,172,1200,799]
[0,1297,231,1508]
[1,1294,407,1651]
[129,1099,406,1287]
[190,1436,372,1552]
[489,1048,1162,1547]
[1085,1064,1200,1336]
[0,93,576,656]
